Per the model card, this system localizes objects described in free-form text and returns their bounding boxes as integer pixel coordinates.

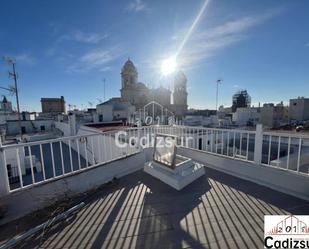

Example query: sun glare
[161,57,177,76]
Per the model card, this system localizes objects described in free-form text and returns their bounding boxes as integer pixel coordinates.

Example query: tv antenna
[2,57,22,137]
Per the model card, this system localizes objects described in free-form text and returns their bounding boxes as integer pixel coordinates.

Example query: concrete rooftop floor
[4,167,309,249]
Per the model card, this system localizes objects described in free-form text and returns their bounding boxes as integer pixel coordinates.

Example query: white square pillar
[254,124,263,165]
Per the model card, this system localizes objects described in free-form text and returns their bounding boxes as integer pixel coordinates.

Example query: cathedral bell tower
[173,71,188,118]
[121,58,138,89]
[120,58,138,103]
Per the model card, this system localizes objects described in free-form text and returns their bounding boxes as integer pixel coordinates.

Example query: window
[153,134,177,168]
[6,164,12,178]
[7,164,18,184]
[40,125,45,131]
[21,126,26,134]
[199,138,202,150]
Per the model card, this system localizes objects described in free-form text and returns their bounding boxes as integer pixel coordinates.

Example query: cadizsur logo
[264,215,309,248]
[115,131,193,149]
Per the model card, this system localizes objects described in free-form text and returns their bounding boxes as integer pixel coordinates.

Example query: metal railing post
[254,124,263,165]
[0,148,10,196]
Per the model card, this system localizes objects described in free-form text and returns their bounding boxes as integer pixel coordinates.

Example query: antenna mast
[102,78,106,102]
[4,57,22,138]
[215,79,223,111]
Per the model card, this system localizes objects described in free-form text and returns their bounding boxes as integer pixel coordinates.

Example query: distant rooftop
[85,121,132,132]
[41,96,65,102]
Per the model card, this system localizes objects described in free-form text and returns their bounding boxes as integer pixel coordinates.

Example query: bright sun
[161,57,177,76]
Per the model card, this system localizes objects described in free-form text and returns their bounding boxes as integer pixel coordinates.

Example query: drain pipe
[0,202,85,249]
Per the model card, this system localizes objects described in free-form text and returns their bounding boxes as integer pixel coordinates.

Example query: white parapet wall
[178,147,309,201]
[55,121,71,136]
[0,151,146,226]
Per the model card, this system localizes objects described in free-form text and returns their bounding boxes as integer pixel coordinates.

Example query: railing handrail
[263,131,309,139]
[0,127,139,150]
[3,125,309,150]
[160,124,256,133]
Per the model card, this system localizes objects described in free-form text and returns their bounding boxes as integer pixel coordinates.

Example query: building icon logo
[264,215,309,248]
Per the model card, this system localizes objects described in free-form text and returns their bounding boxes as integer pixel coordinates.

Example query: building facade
[96,97,135,122]
[120,59,187,118]
[232,107,261,126]
[260,102,288,128]
[289,97,309,122]
[41,96,66,114]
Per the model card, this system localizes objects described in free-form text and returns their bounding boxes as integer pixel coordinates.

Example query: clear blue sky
[0,0,308,112]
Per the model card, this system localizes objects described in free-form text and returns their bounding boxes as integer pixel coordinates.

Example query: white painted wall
[0,113,26,125]
[178,147,309,201]
[0,151,146,225]
[55,121,70,136]
[96,104,113,122]
[232,108,260,126]
[6,120,54,135]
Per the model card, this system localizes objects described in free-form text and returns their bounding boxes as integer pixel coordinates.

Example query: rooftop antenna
[3,56,22,138]
[215,78,223,111]
[102,78,106,102]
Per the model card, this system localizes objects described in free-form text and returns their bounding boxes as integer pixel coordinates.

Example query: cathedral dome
[156,85,171,93]
[122,58,137,74]
[136,82,148,89]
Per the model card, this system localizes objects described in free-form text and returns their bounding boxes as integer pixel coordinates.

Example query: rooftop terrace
[0,124,308,248]
[1,168,308,249]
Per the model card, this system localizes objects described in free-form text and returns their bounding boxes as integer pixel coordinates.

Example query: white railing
[156,125,256,162]
[157,125,309,175]
[0,127,147,194]
[262,131,309,174]
[0,125,308,195]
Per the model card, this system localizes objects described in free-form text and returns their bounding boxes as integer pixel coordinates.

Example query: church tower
[173,71,188,118]
[0,96,13,113]
[121,58,137,89]
[120,58,150,108]
[120,59,138,103]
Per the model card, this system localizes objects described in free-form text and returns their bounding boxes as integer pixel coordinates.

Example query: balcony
[0,125,309,248]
